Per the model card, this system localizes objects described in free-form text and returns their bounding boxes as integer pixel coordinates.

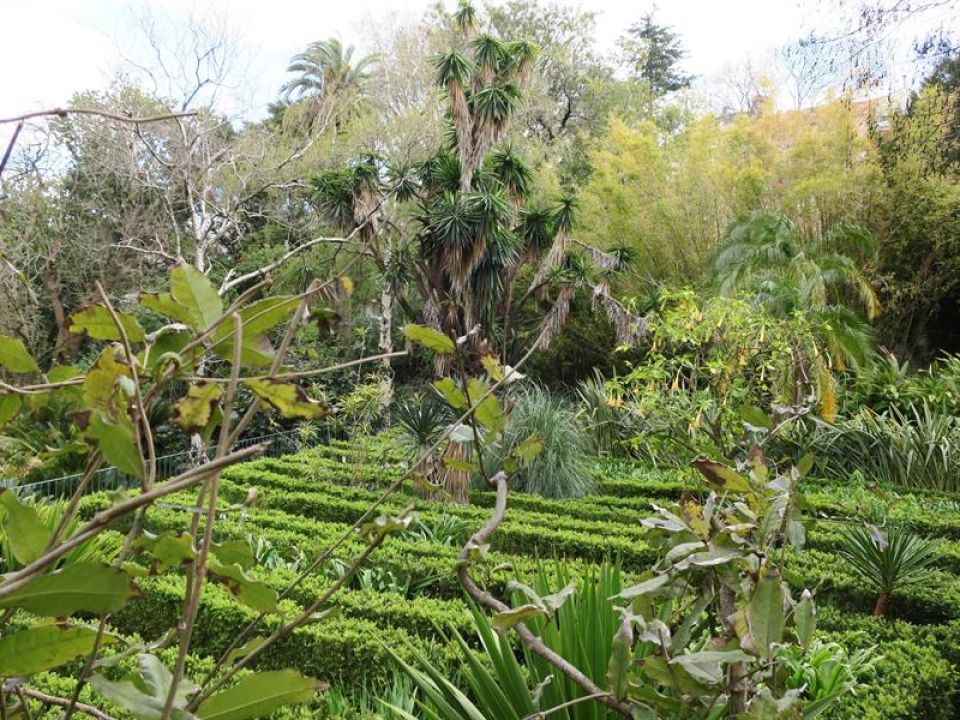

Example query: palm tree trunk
[873,592,889,617]
[378,284,395,410]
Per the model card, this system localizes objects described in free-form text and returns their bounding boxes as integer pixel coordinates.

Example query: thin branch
[0,443,268,599]
[18,688,117,720]
[456,474,633,718]
[0,108,199,126]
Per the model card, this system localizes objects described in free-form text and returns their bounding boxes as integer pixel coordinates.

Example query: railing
[6,426,348,500]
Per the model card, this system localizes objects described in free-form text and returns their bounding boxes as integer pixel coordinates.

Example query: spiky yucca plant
[838,524,940,616]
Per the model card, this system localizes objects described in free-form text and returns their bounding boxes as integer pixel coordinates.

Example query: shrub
[485,386,593,499]
[809,403,960,491]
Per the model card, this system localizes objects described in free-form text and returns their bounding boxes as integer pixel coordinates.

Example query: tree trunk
[378,283,395,411]
[873,592,889,617]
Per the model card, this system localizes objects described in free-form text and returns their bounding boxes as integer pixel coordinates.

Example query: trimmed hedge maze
[73,439,960,718]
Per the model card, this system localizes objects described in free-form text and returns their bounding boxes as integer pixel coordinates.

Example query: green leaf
[480,354,504,381]
[69,306,146,343]
[491,603,544,633]
[170,263,223,329]
[433,377,467,409]
[358,514,414,541]
[136,531,196,572]
[90,653,197,720]
[0,562,139,616]
[0,624,117,676]
[739,405,774,431]
[0,334,39,373]
[142,328,197,374]
[541,582,575,611]
[441,456,478,473]
[691,459,751,493]
[172,382,224,433]
[738,570,786,658]
[607,617,632,700]
[139,292,197,327]
[795,452,814,478]
[794,589,816,650]
[0,490,53,565]
[0,393,21,427]
[212,333,277,368]
[244,379,330,420]
[466,377,505,433]
[214,297,301,340]
[619,573,670,601]
[511,435,544,467]
[211,539,255,570]
[673,546,741,571]
[207,561,278,614]
[87,410,144,480]
[82,349,130,410]
[224,636,268,667]
[671,650,752,685]
[402,324,455,354]
[197,670,325,720]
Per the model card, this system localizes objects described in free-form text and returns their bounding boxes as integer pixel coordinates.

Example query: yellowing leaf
[466,377,505,433]
[402,324,455,354]
[480,354,504,381]
[69,305,145,343]
[491,604,545,633]
[433,377,467,409]
[172,382,223,433]
[244,379,330,419]
[0,335,39,374]
[691,459,750,493]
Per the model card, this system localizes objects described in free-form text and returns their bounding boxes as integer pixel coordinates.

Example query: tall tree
[619,12,693,96]
[281,37,378,132]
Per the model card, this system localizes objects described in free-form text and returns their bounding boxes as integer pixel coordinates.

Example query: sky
[0,0,948,148]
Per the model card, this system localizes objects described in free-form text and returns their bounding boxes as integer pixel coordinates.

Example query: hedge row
[110,574,460,693]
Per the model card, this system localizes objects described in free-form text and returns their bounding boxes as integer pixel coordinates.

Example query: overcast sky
[0,0,948,146]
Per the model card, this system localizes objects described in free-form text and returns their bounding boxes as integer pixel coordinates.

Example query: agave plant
[384,561,624,720]
[838,524,940,616]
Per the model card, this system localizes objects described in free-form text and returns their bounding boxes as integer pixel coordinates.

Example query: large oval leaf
[0,335,39,374]
[69,306,145,343]
[0,490,53,565]
[197,670,325,720]
[169,264,223,330]
[0,624,116,676]
[402,324,455,354]
[0,562,140,616]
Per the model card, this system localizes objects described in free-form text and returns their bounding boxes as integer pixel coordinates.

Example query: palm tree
[839,525,939,617]
[711,213,880,417]
[280,38,377,131]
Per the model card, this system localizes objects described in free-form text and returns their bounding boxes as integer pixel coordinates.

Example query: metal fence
[6,426,348,501]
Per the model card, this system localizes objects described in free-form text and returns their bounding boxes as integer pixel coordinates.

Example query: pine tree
[620,13,693,96]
